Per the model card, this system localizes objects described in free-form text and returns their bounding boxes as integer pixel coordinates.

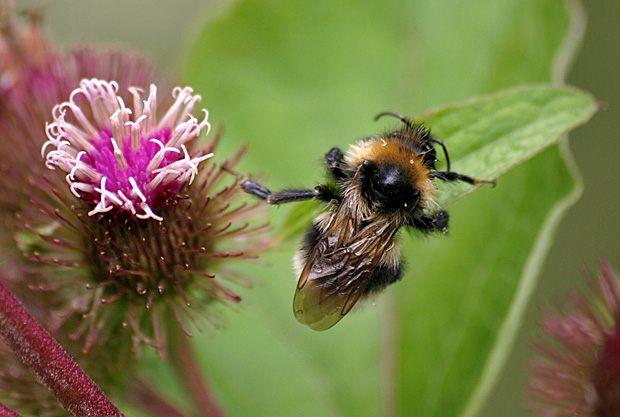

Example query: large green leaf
[394,144,580,417]
[393,86,596,416]
[163,0,597,416]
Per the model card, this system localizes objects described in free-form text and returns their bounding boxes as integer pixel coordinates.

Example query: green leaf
[419,85,597,207]
[392,85,597,417]
[173,0,597,417]
[394,143,581,417]
[276,85,596,239]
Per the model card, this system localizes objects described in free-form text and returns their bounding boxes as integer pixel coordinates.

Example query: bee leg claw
[314,185,341,203]
[325,147,347,179]
[241,180,271,199]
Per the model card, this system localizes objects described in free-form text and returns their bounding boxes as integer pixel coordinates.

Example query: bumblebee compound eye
[360,160,419,210]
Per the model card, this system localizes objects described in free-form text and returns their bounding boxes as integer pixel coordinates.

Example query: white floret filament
[41,78,213,221]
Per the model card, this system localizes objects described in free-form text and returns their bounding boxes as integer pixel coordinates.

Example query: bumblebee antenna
[375,111,452,171]
[374,111,413,128]
[429,138,451,172]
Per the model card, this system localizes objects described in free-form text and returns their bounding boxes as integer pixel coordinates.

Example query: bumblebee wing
[293,208,398,331]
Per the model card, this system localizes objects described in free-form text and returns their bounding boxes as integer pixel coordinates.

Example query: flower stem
[169,326,225,417]
[0,280,123,417]
[0,402,22,417]
[128,379,189,417]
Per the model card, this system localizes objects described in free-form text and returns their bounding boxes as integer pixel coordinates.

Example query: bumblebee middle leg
[242,180,339,204]
[408,210,450,233]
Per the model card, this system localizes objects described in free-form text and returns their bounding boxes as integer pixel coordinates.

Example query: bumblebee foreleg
[241,180,340,204]
[432,171,495,185]
[324,147,348,180]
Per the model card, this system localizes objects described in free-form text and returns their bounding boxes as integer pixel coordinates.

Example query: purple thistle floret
[42,79,213,220]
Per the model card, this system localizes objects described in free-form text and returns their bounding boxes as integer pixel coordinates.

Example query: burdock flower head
[0,8,270,415]
[528,258,620,417]
[24,78,269,357]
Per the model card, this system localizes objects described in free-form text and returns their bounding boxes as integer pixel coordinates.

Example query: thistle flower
[528,258,620,417]
[1,0,269,358]
[0,6,271,416]
[0,6,162,414]
[19,78,270,358]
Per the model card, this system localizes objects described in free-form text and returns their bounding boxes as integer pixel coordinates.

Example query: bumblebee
[242,112,494,330]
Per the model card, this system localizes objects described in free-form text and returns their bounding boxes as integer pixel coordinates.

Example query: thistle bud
[529,258,620,417]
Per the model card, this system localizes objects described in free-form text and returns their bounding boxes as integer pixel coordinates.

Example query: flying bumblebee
[242,112,494,331]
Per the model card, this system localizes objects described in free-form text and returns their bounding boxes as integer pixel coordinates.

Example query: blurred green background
[20,0,619,416]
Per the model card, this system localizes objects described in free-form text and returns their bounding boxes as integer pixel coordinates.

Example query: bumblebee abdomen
[363,264,403,295]
[293,217,325,277]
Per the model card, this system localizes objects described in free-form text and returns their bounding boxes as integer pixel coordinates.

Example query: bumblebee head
[359,160,421,211]
[344,121,439,215]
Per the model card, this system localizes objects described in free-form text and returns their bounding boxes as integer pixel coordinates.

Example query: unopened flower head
[528,258,620,417]
[42,78,213,221]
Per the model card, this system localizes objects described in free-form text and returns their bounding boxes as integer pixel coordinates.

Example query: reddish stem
[0,402,22,417]
[128,379,189,417]
[0,280,123,417]
[169,328,225,417]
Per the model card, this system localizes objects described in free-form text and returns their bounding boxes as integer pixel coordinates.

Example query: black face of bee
[359,160,420,211]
